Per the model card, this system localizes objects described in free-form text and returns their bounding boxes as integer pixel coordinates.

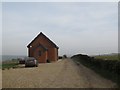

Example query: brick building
[27,32,59,63]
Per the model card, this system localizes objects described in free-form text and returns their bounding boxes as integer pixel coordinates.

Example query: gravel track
[2,59,117,88]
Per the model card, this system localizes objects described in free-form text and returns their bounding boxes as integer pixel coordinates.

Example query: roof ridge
[27,32,59,49]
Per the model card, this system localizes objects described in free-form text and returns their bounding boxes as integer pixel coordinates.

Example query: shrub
[71,54,120,76]
[71,54,120,87]
[59,56,63,59]
[63,55,67,58]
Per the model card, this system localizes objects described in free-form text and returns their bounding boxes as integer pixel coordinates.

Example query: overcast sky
[2,2,118,56]
[0,2,2,56]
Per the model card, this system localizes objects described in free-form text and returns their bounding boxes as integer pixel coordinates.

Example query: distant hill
[1,55,27,61]
[94,53,119,60]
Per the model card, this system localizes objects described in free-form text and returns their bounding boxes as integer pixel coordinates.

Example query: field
[1,60,19,70]
[94,54,119,60]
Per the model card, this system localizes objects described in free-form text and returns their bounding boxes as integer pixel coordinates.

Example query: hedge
[71,54,120,76]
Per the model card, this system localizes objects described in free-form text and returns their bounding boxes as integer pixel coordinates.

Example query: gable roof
[27,32,59,49]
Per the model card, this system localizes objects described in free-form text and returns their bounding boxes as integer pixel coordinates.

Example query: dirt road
[2,59,117,88]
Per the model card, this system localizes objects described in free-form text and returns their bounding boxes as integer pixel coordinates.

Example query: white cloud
[2,0,119,2]
[2,2,118,55]
[0,2,2,56]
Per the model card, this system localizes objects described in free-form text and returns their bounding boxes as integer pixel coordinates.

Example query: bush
[63,55,67,58]
[71,54,120,76]
[18,58,25,64]
[71,54,120,87]
[59,56,63,59]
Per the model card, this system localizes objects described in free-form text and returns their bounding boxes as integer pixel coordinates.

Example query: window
[39,51,41,56]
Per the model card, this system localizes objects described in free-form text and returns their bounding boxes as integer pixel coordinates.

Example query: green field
[1,60,19,69]
[94,54,119,60]
[2,63,18,69]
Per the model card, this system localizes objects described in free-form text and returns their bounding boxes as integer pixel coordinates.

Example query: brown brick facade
[27,32,59,63]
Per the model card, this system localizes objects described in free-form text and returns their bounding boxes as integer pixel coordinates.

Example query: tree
[63,54,67,59]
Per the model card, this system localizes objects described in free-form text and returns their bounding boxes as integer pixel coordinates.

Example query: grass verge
[2,60,19,70]
[2,63,19,70]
